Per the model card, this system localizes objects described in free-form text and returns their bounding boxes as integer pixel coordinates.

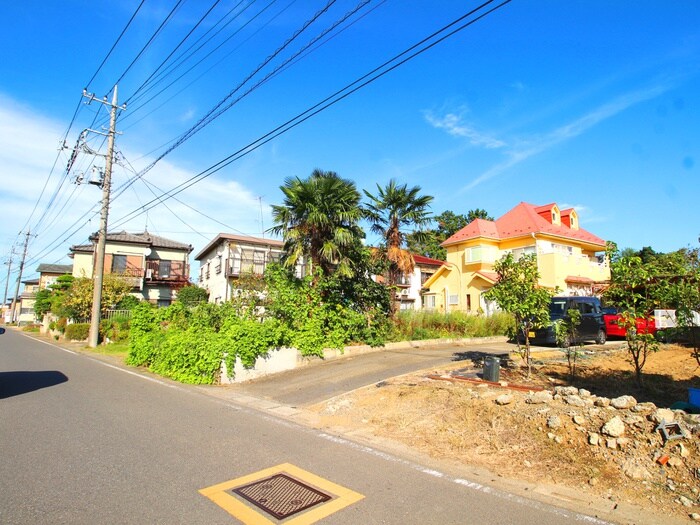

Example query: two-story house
[422,202,610,313]
[394,254,445,310]
[16,278,40,325]
[69,231,193,306]
[36,263,73,290]
[195,233,303,304]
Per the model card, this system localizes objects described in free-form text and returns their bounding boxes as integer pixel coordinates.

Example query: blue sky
[1,1,698,288]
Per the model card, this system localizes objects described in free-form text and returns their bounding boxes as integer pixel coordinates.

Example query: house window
[112,255,127,273]
[465,246,482,263]
[159,260,171,278]
[448,294,459,305]
[466,294,472,312]
[553,243,573,256]
[253,250,266,274]
[424,295,436,309]
[512,246,537,261]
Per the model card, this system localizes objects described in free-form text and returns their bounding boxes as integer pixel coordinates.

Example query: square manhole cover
[231,473,332,520]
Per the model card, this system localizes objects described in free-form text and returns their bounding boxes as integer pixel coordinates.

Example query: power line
[110,0,511,229]
[126,0,222,103]
[122,0,282,125]
[17,1,145,237]
[108,0,187,95]
[85,0,147,90]
[122,0,292,145]
[118,152,245,237]
[135,0,339,177]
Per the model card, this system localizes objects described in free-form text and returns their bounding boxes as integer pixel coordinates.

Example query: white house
[195,233,304,303]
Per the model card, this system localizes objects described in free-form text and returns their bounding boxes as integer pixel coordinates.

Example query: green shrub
[56,317,67,333]
[100,315,131,342]
[65,323,90,341]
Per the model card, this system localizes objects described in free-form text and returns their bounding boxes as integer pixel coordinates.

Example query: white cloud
[424,111,506,149]
[461,83,672,192]
[0,93,271,270]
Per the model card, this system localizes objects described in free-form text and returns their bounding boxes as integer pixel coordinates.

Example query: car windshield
[602,306,618,315]
[549,299,567,319]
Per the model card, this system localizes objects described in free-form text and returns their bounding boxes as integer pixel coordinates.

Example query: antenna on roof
[259,196,264,238]
[144,210,149,234]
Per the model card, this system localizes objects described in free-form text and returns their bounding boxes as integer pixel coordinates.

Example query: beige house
[195,233,305,303]
[17,278,40,325]
[36,263,73,290]
[423,202,610,314]
[69,231,193,306]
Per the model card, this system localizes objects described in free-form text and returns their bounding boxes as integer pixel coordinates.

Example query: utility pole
[2,251,14,311]
[86,86,122,348]
[9,231,31,324]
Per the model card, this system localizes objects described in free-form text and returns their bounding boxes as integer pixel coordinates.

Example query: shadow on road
[451,351,511,365]
[0,371,69,399]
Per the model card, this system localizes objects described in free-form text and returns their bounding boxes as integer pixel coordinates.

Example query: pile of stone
[492,384,700,515]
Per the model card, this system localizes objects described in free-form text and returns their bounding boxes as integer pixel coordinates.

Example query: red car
[603,308,656,338]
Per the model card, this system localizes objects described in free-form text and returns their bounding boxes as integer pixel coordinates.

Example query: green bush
[65,323,90,341]
[56,317,67,333]
[100,315,131,342]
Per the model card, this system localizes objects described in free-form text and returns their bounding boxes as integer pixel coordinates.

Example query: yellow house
[422,202,610,313]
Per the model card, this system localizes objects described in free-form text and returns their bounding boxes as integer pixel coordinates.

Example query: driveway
[216,340,519,407]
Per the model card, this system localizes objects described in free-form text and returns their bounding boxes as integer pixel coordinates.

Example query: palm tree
[269,169,364,282]
[363,179,433,312]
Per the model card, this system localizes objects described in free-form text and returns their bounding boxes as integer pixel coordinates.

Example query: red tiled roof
[442,202,606,248]
[412,254,445,267]
[474,270,499,283]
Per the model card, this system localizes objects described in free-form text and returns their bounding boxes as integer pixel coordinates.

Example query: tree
[363,179,433,314]
[34,289,53,318]
[176,285,209,307]
[650,247,700,364]
[269,169,364,283]
[407,209,492,260]
[59,274,133,320]
[466,208,493,223]
[603,246,660,385]
[484,253,552,377]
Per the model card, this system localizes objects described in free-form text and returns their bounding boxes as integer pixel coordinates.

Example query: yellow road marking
[199,463,364,524]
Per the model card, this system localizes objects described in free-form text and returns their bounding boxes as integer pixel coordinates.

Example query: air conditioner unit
[400,289,410,296]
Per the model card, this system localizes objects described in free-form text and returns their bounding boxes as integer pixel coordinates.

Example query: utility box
[483,356,500,382]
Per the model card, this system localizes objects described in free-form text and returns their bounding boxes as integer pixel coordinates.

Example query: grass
[388,310,514,341]
[83,340,130,357]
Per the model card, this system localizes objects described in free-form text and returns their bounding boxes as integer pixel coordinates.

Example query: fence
[102,309,132,321]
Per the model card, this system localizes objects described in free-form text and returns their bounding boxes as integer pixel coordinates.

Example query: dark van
[529,296,606,346]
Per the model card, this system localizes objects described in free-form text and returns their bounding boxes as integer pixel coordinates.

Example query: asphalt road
[222,342,516,406]
[1,329,610,524]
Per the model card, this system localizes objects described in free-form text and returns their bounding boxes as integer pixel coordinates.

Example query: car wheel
[595,330,607,345]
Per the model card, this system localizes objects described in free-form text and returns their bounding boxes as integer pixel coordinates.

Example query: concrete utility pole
[2,252,14,310]
[86,86,121,348]
[9,231,31,323]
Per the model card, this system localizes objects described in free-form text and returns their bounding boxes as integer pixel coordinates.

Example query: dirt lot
[310,343,700,523]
